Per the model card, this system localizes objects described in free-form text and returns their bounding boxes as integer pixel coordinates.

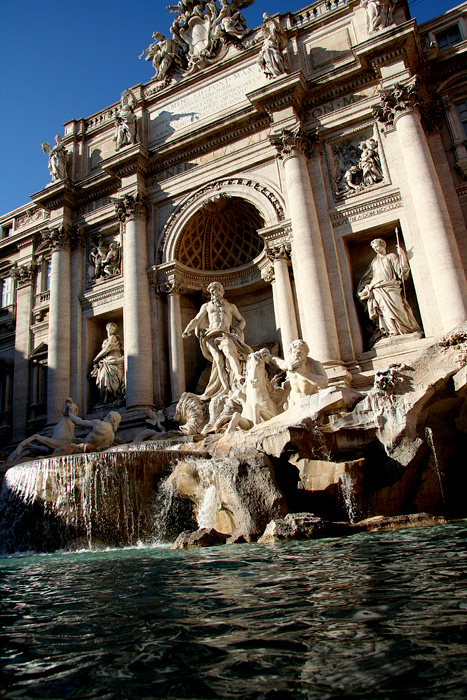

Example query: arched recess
[159,177,286,266]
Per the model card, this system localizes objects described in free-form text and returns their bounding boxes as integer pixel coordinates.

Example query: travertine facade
[1,0,467,447]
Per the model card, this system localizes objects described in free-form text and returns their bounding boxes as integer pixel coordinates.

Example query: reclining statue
[54,411,122,454]
[7,398,79,462]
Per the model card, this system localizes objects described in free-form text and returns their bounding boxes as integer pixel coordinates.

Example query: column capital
[269,127,319,160]
[261,264,275,284]
[372,80,420,126]
[41,225,80,252]
[115,192,148,223]
[267,243,291,264]
[11,261,36,288]
[158,273,186,296]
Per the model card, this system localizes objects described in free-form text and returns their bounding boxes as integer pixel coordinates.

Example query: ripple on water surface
[1,524,467,699]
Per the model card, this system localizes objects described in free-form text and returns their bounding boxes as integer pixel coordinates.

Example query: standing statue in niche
[357,237,421,343]
[41,135,68,181]
[258,12,289,79]
[360,0,395,35]
[90,322,125,405]
[114,90,137,150]
[275,340,329,410]
[182,281,251,399]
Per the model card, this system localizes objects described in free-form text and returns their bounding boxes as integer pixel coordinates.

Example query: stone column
[267,245,299,353]
[11,263,35,440]
[374,82,467,333]
[42,227,73,425]
[165,279,186,403]
[270,128,340,363]
[116,193,154,411]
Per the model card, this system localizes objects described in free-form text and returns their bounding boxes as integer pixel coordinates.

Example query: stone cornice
[79,281,124,312]
[353,20,423,76]
[257,221,293,248]
[30,179,78,213]
[247,71,307,118]
[151,257,265,292]
[101,143,150,180]
[329,190,402,227]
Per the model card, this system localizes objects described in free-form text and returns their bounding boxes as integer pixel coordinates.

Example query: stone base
[354,333,432,387]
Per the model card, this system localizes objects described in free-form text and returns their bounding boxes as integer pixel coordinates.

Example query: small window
[455,100,467,139]
[45,260,51,291]
[1,223,12,239]
[1,278,12,308]
[435,25,462,50]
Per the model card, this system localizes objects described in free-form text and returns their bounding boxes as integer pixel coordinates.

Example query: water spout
[339,472,358,524]
[425,427,446,507]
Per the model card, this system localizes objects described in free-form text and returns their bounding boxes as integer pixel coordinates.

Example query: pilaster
[10,263,35,440]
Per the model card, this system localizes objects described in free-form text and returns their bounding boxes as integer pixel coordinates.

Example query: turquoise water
[1,523,467,699]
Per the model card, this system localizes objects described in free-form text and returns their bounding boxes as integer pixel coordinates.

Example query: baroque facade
[1,0,467,447]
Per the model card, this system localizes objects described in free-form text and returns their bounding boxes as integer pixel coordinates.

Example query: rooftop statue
[114,90,138,150]
[182,281,251,399]
[141,0,253,79]
[41,135,68,182]
[357,236,421,344]
[258,12,289,79]
[360,0,395,35]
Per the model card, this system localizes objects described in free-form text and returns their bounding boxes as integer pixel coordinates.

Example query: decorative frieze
[269,127,320,159]
[330,192,402,227]
[115,193,148,222]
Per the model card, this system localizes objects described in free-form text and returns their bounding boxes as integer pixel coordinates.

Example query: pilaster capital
[261,264,275,284]
[269,127,319,160]
[157,270,186,296]
[41,225,79,252]
[372,80,420,126]
[11,261,36,288]
[115,192,148,223]
[267,243,291,264]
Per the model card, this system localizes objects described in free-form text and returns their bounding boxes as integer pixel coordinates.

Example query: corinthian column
[163,276,186,403]
[11,263,35,439]
[116,193,154,410]
[42,227,74,425]
[267,245,299,353]
[269,128,340,363]
[374,82,467,333]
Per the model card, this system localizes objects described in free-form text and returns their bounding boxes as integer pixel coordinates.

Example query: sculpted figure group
[182,281,329,434]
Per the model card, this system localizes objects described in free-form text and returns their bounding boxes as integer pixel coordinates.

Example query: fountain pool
[1,522,467,699]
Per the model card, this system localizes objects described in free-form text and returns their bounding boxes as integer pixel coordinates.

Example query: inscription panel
[149,64,267,144]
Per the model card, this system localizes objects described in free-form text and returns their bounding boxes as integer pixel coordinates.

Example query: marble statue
[174,392,207,435]
[360,0,394,35]
[133,409,167,442]
[214,0,253,41]
[358,138,383,185]
[7,398,79,461]
[258,12,289,79]
[41,135,68,181]
[114,90,137,150]
[182,281,251,398]
[90,323,125,405]
[62,410,122,453]
[357,238,421,341]
[227,348,280,431]
[139,30,183,81]
[89,239,121,281]
[276,340,329,409]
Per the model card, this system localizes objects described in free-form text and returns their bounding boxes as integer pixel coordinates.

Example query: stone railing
[288,0,347,27]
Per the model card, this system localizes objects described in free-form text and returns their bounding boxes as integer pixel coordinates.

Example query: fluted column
[165,277,186,403]
[267,245,299,353]
[270,128,340,362]
[42,227,73,425]
[374,82,467,332]
[11,263,35,439]
[116,193,154,410]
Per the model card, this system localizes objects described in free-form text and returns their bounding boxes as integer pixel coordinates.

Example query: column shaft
[12,283,33,440]
[283,154,340,361]
[47,247,71,424]
[168,291,185,402]
[395,110,467,331]
[273,257,299,353]
[123,216,154,410]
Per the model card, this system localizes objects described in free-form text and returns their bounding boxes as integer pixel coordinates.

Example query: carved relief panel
[86,232,122,288]
[325,124,388,199]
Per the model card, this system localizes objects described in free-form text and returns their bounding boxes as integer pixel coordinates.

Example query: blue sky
[0,0,461,215]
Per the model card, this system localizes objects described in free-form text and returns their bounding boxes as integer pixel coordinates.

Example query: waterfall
[339,472,358,524]
[425,427,446,506]
[195,459,221,530]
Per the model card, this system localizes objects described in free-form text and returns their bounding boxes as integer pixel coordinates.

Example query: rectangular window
[455,100,467,139]
[1,224,12,239]
[1,278,12,308]
[45,260,51,290]
[435,25,462,50]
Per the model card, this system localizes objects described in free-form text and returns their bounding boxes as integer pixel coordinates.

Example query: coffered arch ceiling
[175,195,265,271]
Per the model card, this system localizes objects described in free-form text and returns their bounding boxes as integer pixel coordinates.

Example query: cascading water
[339,472,358,524]
[0,446,204,554]
[194,459,221,529]
[425,427,446,506]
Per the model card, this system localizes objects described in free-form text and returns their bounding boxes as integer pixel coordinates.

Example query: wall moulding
[330,191,403,227]
[79,282,124,313]
[152,255,266,293]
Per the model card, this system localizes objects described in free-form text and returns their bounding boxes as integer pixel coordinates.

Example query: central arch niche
[175,195,265,271]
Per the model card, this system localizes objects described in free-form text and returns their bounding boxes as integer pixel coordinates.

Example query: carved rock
[171,528,229,549]
[258,513,354,543]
